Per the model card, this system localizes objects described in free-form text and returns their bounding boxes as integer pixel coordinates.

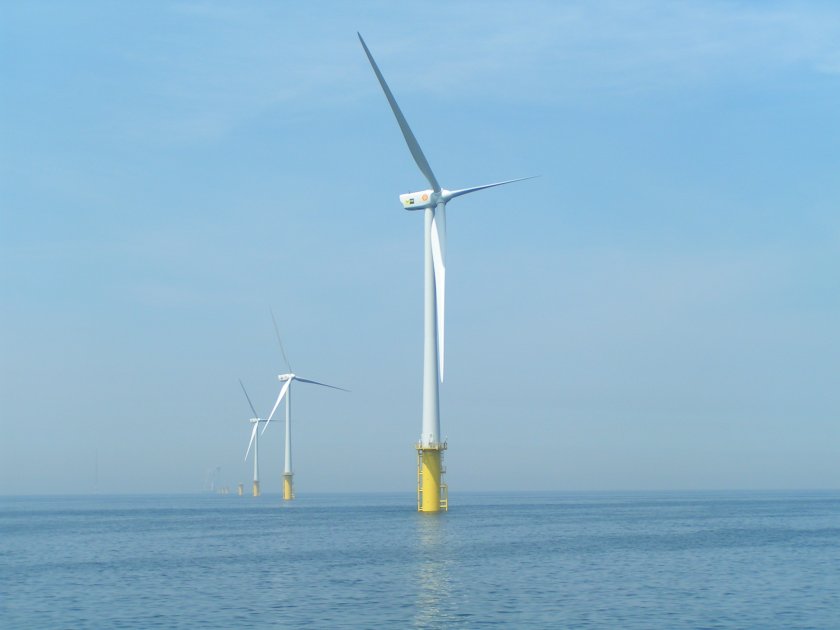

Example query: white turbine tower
[240,379,265,497]
[359,34,534,512]
[261,312,348,501]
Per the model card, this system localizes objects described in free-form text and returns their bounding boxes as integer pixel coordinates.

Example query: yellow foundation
[237,483,244,496]
[252,480,260,497]
[417,443,448,512]
[283,473,294,501]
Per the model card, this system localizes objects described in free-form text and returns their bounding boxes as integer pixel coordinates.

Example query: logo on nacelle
[400,190,435,210]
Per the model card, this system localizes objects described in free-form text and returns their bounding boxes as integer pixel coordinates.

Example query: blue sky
[1,1,838,494]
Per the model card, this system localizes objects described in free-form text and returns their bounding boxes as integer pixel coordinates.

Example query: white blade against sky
[244,422,259,462]
[358,32,449,380]
[239,378,261,461]
[294,377,349,391]
[443,176,539,201]
[270,308,292,373]
[357,32,440,193]
[358,35,534,385]
[262,378,292,436]
[239,379,259,418]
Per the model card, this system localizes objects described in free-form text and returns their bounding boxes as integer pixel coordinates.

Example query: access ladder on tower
[416,447,449,512]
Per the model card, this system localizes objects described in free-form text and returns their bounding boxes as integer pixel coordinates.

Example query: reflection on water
[414,515,455,627]
[6,493,838,628]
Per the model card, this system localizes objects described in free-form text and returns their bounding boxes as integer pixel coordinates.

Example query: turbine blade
[244,423,258,462]
[262,378,292,436]
[294,377,350,392]
[238,379,259,419]
[270,307,292,373]
[430,210,446,382]
[358,33,441,192]
[443,176,538,201]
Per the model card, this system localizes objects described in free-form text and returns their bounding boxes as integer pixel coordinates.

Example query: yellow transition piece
[417,443,448,512]
[283,473,294,501]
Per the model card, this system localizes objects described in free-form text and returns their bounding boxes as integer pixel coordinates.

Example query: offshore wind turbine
[262,312,348,501]
[359,34,534,512]
[240,379,265,497]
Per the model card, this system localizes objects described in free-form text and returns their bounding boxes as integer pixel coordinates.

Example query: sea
[1,491,838,628]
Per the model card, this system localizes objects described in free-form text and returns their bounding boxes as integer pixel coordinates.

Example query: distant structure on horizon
[206,466,221,493]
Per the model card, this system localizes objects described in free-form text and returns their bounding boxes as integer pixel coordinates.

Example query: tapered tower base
[417,442,448,512]
[252,480,260,497]
[283,473,294,501]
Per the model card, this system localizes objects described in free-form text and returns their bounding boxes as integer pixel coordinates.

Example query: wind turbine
[261,311,348,501]
[358,34,534,512]
[240,379,265,497]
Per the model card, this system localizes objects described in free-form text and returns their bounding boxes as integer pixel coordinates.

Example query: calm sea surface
[1,491,838,628]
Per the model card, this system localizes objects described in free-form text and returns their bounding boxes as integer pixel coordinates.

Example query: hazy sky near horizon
[1,1,838,495]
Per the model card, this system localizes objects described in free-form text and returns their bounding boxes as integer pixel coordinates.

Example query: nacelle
[278,373,295,382]
[400,189,438,210]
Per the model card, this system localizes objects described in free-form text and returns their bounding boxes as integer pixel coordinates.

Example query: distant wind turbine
[358,33,534,512]
[240,379,265,497]
[262,310,348,501]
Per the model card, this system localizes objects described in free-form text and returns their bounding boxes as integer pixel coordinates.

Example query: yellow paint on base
[237,483,244,496]
[252,480,260,497]
[417,443,448,512]
[283,473,294,501]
